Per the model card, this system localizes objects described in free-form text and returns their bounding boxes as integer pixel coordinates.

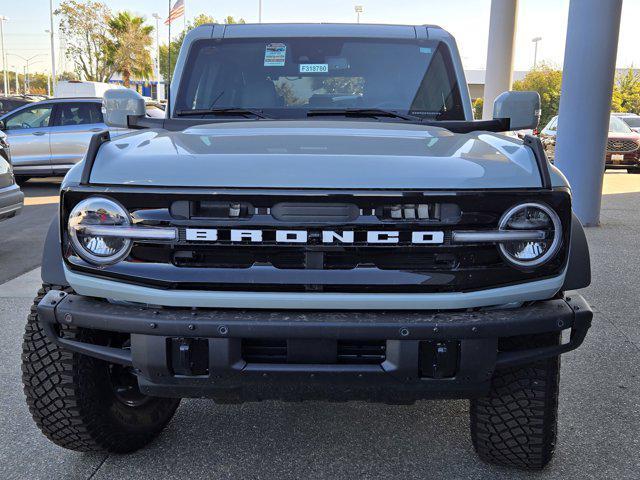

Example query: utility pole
[355,5,363,23]
[532,36,542,68]
[49,0,57,89]
[152,13,162,101]
[12,65,17,94]
[0,16,8,95]
[259,0,262,23]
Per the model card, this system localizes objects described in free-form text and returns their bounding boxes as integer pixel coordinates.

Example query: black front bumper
[37,291,592,403]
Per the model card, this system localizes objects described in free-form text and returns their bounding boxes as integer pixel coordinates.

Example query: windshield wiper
[175,108,271,119]
[306,108,422,122]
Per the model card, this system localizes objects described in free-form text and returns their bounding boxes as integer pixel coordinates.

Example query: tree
[512,64,562,128]
[472,98,483,120]
[614,69,640,114]
[107,12,154,87]
[159,15,245,82]
[55,1,114,82]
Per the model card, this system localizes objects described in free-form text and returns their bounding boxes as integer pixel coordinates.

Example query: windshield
[621,116,640,128]
[175,38,465,120]
[609,115,633,133]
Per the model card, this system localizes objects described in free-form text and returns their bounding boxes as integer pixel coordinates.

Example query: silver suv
[0,98,113,182]
[26,23,592,470]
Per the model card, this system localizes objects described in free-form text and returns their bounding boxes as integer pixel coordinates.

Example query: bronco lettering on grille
[185,229,445,245]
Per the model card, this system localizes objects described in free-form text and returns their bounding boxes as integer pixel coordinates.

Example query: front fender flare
[41,214,68,287]
[562,212,591,291]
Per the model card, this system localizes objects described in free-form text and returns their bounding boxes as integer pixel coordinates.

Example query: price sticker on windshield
[264,43,286,66]
[300,64,329,73]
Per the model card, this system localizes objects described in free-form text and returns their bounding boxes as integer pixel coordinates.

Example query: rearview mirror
[493,91,541,131]
[103,89,145,128]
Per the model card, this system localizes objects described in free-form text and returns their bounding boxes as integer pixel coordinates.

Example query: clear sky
[0,0,638,75]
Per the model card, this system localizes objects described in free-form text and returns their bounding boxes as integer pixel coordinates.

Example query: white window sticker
[264,43,286,67]
[300,64,329,73]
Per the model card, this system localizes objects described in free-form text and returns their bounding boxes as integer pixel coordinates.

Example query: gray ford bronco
[23,23,592,470]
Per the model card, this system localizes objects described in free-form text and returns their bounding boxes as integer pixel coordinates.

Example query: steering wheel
[21,122,31,129]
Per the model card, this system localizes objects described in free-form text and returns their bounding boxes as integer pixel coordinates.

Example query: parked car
[540,114,640,173]
[0,97,127,183]
[25,23,593,471]
[53,80,125,98]
[145,100,166,118]
[617,114,640,133]
[0,130,24,221]
[0,95,46,115]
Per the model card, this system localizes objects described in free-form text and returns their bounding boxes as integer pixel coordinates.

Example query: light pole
[532,36,542,68]
[49,0,57,88]
[8,53,46,94]
[11,65,17,94]
[0,16,8,95]
[152,13,162,101]
[355,5,363,23]
[259,0,262,23]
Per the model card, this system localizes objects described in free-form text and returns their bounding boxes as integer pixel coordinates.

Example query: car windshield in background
[175,38,464,120]
[0,99,30,115]
[621,116,640,128]
[609,115,633,133]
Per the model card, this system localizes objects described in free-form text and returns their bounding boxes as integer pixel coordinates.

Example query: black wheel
[470,333,560,470]
[22,284,180,453]
[15,176,30,186]
[627,168,640,174]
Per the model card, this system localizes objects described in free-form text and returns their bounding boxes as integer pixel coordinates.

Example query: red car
[605,116,640,173]
[540,115,640,173]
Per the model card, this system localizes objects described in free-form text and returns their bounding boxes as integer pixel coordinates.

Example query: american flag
[164,0,185,25]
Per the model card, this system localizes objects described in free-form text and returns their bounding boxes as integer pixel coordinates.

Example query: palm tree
[107,12,154,88]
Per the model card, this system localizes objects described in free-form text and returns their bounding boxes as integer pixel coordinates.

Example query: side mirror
[103,89,145,128]
[0,120,5,131]
[493,91,541,131]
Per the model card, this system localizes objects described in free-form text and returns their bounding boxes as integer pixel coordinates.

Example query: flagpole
[183,0,186,33]
[167,0,171,117]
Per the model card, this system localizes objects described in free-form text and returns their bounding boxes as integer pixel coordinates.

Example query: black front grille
[63,188,573,293]
[168,246,498,270]
[607,139,638,153]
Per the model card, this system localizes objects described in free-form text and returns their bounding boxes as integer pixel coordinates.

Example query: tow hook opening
[419,340,460,378]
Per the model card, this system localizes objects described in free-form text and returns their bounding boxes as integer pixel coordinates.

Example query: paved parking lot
[1,174,639,479]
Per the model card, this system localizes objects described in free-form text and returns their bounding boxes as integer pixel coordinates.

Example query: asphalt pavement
[0,179,60,285]
[0,174,639,479]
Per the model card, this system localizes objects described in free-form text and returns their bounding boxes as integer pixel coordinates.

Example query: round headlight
[68,197,132,265]
[498,203,562,268]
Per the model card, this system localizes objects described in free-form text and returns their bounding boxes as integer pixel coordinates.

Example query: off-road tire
[22,283,181,453]
[470,333,561,470]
